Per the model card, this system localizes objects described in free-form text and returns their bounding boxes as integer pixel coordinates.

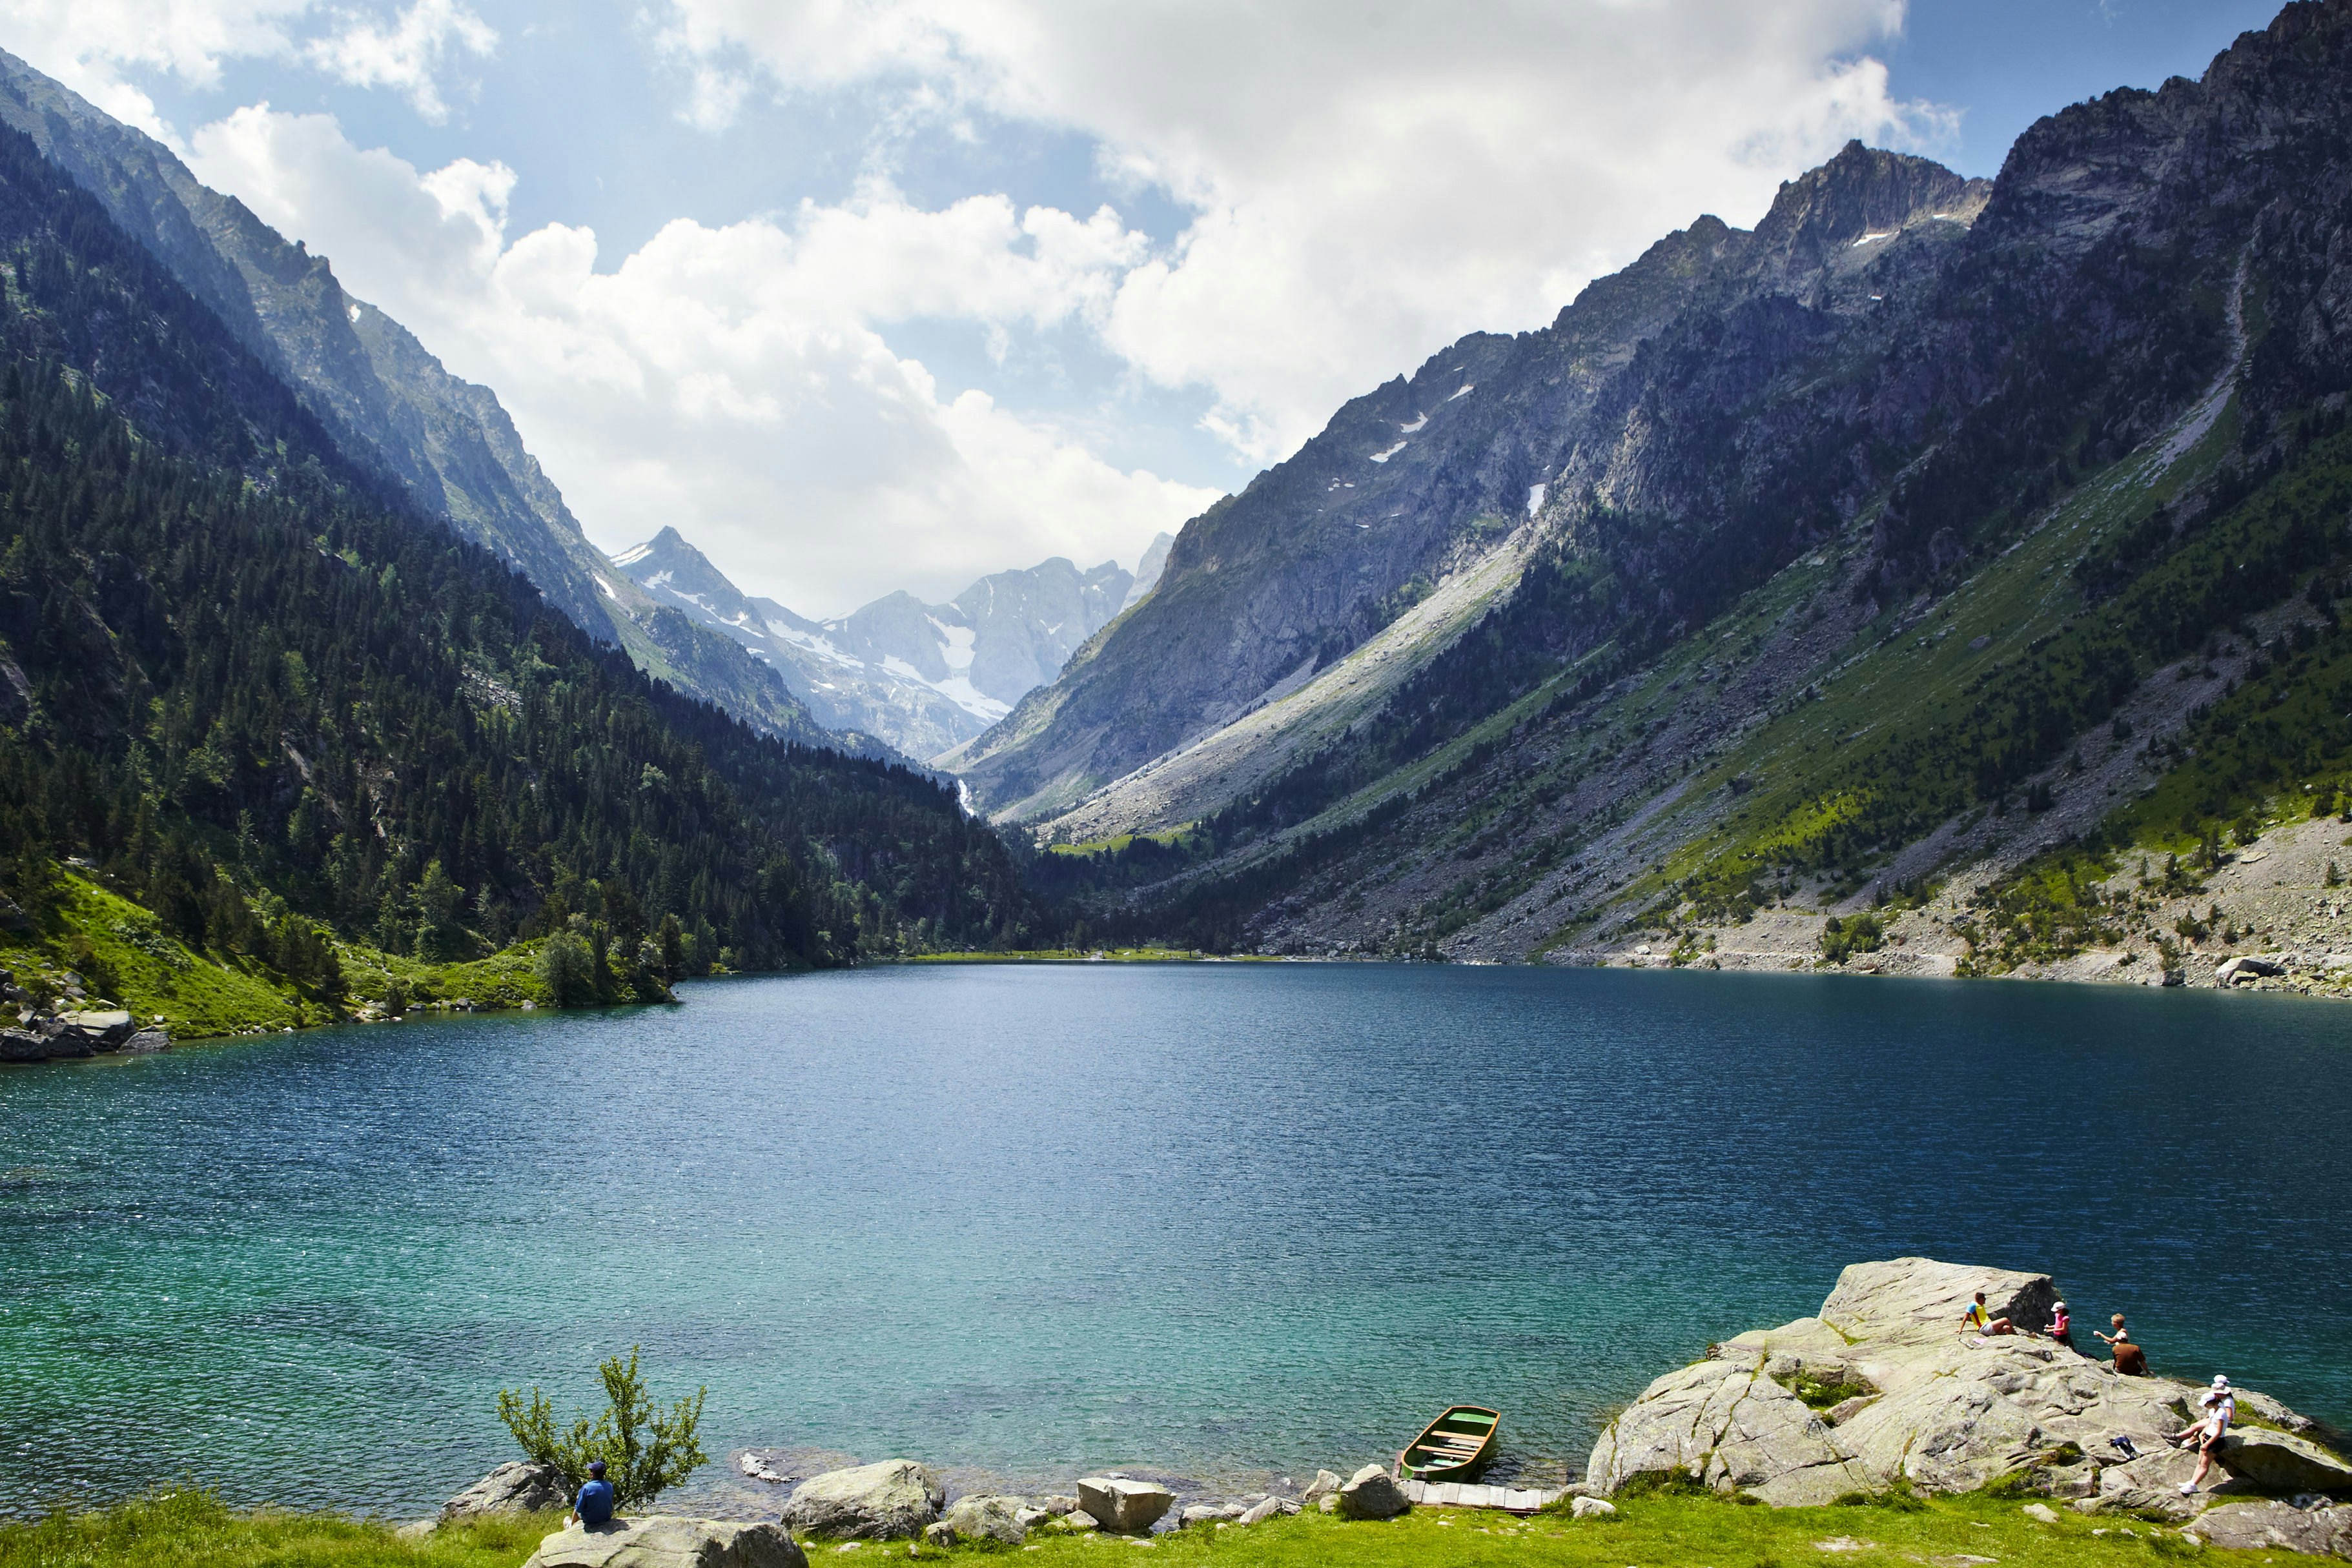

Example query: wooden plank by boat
[1398,1404,1500,1481]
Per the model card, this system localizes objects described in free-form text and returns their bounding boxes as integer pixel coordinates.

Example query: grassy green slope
[0,871,568,1038]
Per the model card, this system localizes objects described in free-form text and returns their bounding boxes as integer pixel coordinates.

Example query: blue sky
[0,0,2287,613]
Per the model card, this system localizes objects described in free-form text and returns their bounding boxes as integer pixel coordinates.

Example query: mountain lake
[3,961,2348,1517]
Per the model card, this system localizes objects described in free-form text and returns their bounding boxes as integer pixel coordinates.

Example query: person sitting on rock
[2096,1314,2148,1375]
[1959,1291,2020,1336]
[2173,1375,2235,1495]
[571,1460,616,1527]
[2043,1300,2073,1349]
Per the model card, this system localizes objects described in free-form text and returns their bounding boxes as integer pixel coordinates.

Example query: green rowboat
[1398,1404,1500,1481]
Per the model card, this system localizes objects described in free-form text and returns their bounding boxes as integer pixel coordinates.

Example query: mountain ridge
[1016,0,2352,979]
[0,107,1036,1035]
[0,49,868,755]
[616,524,1165,761]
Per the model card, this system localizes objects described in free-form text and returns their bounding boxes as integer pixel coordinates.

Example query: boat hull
[1398,1404,1500,1481]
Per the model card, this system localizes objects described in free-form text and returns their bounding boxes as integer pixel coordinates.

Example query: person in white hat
[2173,1374,2235,1494]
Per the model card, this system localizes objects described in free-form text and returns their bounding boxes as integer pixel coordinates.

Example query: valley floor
[0,1488,2284,1568]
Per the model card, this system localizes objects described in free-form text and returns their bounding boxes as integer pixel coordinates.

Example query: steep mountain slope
[1032,0,2352,969]
[0,50,843,751]
[1121,531,1176,612]
[957,142,1992,823]
[617,525,1143,760]
[0,116,1036,1035]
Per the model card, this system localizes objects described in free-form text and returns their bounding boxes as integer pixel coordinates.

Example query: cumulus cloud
[188,106,1219,611]
[305,0,496,123]
[660,0,1949,458]
[0,0,305,135]
[0,0,494,135]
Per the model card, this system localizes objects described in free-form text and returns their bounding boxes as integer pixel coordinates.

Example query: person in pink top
[2043,1300,2073,1349]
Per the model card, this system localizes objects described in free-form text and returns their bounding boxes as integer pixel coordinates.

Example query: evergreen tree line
[0,119,1038,990]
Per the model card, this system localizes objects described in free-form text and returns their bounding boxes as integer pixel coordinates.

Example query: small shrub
[1784,1367,1877,1409]
[496,1347,708,1511]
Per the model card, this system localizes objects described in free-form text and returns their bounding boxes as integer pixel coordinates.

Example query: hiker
[572,1459,617,1527]
[2173,1376,2236,1494]
[1959,1290,2020,1336]
[2096,1314,2148,1375]
[2045,1299,2074,1349]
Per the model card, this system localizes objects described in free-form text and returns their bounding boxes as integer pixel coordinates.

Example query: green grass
[0,1487,2261,1568]
[1048,828,1198,857]
[0,871,561,1041]
[0,1490,552,1568]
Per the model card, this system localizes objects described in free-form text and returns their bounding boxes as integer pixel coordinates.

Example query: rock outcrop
[1590,1258,2346,1515]
[522,1518,806,1568]
[1076,1476,1174,1533]
[2188,1500,2352,1556]
[442,1461,568,1520]
[779,1460,944,1540]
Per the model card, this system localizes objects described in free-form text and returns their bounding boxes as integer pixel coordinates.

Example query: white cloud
[188,105,1219,613]
[0,0,494,134]
[660,0,1948,459]
[0,0,305,136]
[305,0,496,123]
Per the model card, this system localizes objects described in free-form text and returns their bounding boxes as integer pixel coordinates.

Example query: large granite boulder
[442,1460,569,1520]
[931,1494,1027,1545]
[1334,1465,1411,1520]
[522,1518,806,1568]
[2187,1500,2352,1557]
[1076,1476,1173,1533]
[1590,1257,2343,1509]
[779,1460,944,1539]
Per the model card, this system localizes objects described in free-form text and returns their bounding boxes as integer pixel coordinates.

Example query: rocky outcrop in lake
[1590,1258,2351,1522]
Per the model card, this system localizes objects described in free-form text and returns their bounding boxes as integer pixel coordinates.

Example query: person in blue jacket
[572,1459,616,1527]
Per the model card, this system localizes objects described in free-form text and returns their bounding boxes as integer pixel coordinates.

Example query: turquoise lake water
[3,962,2350,1518]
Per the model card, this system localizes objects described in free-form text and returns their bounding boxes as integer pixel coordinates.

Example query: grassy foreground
[0,1487,2255,1568]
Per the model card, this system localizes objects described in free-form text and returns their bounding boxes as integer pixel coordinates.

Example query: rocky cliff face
[1012,1,2352,970]
[953,141,1990,822]
[0,50,840,751]
[615,525,1136,761]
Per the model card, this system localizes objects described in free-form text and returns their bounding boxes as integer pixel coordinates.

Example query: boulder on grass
[442,1461,569,1520]
[1076,1477,1172,1533]
[934,1494,1026,1545]
[780,1460,945,1540]
[1335,1465,1410,1520]
[522,1518,806,1568]
[1298,1470,1344,1503]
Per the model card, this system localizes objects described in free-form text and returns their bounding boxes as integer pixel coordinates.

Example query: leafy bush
[534,933,599,1008]
[1819,914,1885,964]
[496,1347,708,1511]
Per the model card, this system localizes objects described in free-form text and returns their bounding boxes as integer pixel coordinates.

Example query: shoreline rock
[442,1461,567,1520]
[1076,1476,1174,1533]
[1589,1257,2351,1522]
[779,1460,943,1540]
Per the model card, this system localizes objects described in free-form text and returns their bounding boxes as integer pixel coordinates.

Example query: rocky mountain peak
[1750,141,1982,280]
